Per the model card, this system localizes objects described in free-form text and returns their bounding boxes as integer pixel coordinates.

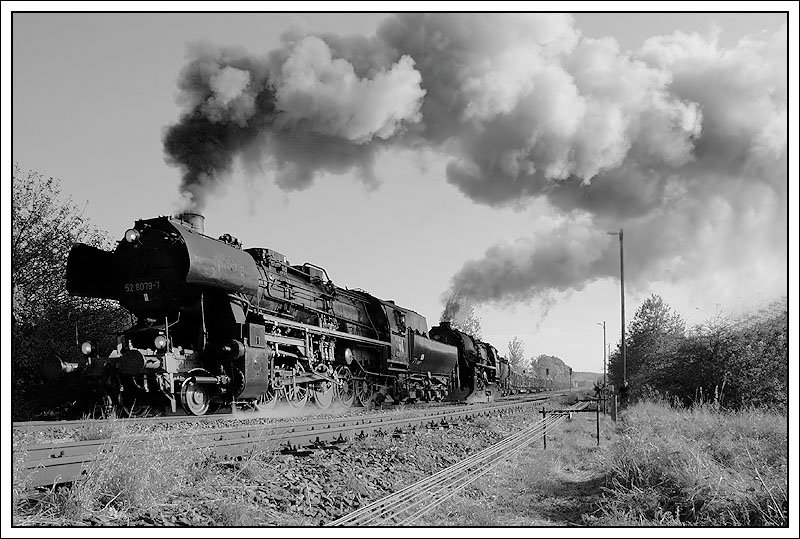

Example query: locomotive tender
[59,213,510,416]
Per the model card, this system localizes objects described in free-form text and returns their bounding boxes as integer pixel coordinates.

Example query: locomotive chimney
[440,321,452,329]
[176,212,205,234]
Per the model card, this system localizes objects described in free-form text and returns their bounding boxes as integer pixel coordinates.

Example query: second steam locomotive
[57,213,512,416]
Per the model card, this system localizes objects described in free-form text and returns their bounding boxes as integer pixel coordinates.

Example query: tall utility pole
[620,229,626,390]
[607,229,627,392]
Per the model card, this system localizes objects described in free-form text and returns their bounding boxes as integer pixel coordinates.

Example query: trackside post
[541,407,547,449]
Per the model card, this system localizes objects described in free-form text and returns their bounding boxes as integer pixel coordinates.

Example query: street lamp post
[596,321,607,415]
[607,229,627,402]
[596,321,606,387]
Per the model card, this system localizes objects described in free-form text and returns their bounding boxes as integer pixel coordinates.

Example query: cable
[328,402,586,526]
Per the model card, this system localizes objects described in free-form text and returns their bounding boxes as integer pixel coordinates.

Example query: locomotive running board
[259,313,391,349]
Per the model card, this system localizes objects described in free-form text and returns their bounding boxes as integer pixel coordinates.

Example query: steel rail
[17,397,552,488]
[20,397,549,462]
[327,402,587,526]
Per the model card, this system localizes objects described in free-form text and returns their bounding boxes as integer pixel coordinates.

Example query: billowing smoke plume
[163,15,786,314]
[164,34,425,211]
[163,44,277,211]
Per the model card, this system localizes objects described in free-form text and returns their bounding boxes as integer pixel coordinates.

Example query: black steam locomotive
[56,213,511,416]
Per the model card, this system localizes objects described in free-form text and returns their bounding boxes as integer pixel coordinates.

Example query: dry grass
[14,427,210,526]
[73,416,120,441]
[587,400,788,526]
[18,397,780,528]
[13,426,287,525]
[414,397,787,528]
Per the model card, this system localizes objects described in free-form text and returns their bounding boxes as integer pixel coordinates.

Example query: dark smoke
[440,293,463,324]
[163,36,424,211]
[163,45,277,211]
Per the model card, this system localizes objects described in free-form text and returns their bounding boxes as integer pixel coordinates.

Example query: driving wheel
[334,365,356,408]
[255,384,279,411]
[355,377,373,407]
[283,382,309,409]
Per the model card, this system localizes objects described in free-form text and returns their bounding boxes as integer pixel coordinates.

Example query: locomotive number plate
[124,280,161,294]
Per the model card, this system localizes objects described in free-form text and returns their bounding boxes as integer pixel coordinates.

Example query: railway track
[328,400,590,526]
[16,394,563,489]
[12,389,569,434]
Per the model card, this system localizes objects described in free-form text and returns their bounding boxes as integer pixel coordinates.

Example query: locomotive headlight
[124,228,140,242]
[80,341,93,355]
[154,335,168,350]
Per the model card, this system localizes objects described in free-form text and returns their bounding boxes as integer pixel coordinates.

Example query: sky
[6,6,794,377]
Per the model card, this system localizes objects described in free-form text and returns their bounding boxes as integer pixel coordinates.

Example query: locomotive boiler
[60,213,462,416]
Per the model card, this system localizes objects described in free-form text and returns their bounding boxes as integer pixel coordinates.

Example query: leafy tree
[608,293,787,409]
[608,294,685,399]
[506,336,526,372]
[12,165,127,419]
[451,304,482,339]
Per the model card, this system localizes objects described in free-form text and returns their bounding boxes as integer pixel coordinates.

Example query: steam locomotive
[54,213,511,416]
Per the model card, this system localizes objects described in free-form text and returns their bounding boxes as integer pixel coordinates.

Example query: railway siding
[328,401,590,525]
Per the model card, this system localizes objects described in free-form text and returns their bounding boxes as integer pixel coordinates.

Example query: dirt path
[415,416,609,526]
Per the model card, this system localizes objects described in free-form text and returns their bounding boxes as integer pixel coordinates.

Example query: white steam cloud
[275,35,424,143]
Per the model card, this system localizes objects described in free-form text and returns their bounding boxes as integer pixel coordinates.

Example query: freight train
[51,213,513,416]
[499,369,569,395]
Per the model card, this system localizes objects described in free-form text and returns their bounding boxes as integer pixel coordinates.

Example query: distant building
[531,354,571,385]
[530,354,603,387]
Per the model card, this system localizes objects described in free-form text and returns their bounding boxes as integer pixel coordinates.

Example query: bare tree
[12,165,127,419]
[452,304,482,339]
[507,336,526,372]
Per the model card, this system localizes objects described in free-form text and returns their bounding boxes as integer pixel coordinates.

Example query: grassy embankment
[589,400,787,526]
